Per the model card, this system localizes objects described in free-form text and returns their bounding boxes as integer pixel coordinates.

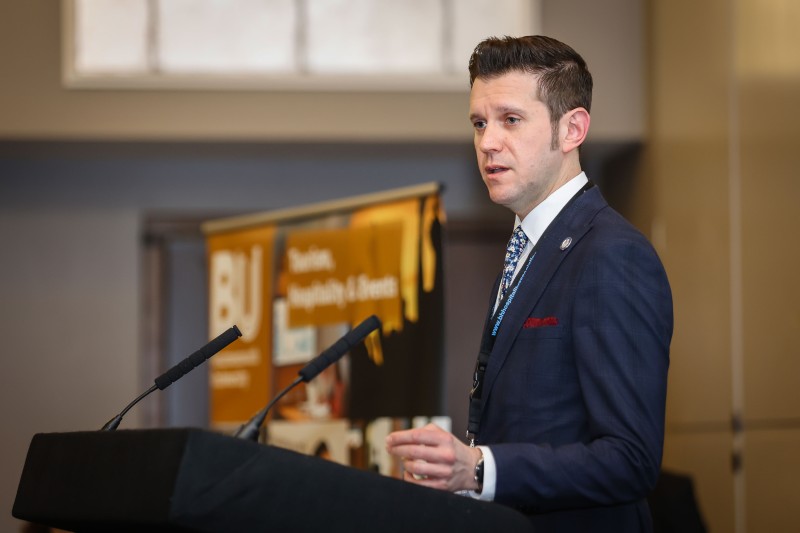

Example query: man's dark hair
[468,35,593,145]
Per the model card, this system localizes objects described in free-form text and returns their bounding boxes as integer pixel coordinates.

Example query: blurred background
[1,1,798,532]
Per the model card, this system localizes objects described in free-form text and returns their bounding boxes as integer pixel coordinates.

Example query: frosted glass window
[158,0,296,73]
[305,0,442,74]
[74,0,149,74]
[65,0,539,89]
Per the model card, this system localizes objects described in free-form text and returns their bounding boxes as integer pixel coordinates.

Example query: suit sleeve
[490,233,673,511]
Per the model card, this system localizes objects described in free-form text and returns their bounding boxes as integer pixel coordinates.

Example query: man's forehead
[470,72,542,105]
[473,68,540,86]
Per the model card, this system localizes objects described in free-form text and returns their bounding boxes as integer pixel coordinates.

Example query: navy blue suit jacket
[476,185,673,532]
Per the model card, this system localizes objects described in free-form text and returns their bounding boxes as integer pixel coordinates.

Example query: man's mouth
[485,165,509,175]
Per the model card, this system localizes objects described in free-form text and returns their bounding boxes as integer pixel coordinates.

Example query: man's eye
[506,117,521,125]
[473,120,487,129]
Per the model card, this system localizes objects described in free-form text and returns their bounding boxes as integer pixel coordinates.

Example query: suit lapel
[479,187,607,408]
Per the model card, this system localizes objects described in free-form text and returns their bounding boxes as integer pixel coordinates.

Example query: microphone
[234,315,381,441]
[101,325,242,431]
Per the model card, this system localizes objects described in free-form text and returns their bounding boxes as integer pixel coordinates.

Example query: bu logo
[209,245,262,342]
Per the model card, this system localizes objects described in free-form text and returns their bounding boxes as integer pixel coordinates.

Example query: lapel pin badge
[560,237,572,251]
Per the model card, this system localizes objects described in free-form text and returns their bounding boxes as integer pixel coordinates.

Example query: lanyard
[467,250,538,446]
[491,251,536,337]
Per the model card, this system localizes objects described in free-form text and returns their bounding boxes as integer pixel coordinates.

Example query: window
[64,0,540,91]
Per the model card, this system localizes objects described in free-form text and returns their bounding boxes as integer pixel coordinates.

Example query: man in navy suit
[386,35,672,532]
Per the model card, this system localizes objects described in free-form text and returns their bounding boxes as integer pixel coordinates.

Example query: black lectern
[13,429,534,532]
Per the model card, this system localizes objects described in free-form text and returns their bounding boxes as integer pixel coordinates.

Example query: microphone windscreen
[155,325,241,390]
[298,315,381,382]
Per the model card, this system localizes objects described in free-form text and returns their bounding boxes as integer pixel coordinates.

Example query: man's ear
[561,108,590,153]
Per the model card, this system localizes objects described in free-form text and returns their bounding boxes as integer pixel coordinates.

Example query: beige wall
[0,0,644,142]
[0,2,466,142]
[649,0,800,532]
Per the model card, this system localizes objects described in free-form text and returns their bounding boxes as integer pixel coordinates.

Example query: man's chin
[486,188,513,209]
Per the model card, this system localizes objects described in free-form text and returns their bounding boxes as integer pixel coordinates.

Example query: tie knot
[510,225,527,250]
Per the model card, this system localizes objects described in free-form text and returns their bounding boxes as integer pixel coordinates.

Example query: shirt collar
[515,172,589,247]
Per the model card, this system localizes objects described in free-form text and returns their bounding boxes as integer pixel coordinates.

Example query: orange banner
[204,186,445,449]
[283,223,402,329]
[207,225,275,426]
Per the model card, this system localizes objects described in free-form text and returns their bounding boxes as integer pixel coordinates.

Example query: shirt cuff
[476,445,496,501]
[459,445,496,501]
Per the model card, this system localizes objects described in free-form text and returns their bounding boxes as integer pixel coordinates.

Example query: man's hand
[385,423,482,492]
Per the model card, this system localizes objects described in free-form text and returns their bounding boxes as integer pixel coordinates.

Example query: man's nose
[478,124,503,153]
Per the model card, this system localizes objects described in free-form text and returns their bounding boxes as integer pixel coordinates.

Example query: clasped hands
[385,422,482,492]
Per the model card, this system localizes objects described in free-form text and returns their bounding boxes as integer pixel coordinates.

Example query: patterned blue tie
[500,225,529,300]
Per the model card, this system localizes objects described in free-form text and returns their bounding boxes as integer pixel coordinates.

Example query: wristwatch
[474,451,484,493]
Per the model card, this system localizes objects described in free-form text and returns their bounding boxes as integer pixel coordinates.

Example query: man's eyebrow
[496,105,526,116]
[468,106,526,121]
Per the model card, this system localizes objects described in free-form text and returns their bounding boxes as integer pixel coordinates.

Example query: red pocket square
[523,316,559,328]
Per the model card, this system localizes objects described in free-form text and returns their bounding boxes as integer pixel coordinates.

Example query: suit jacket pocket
[517,323,564,339]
